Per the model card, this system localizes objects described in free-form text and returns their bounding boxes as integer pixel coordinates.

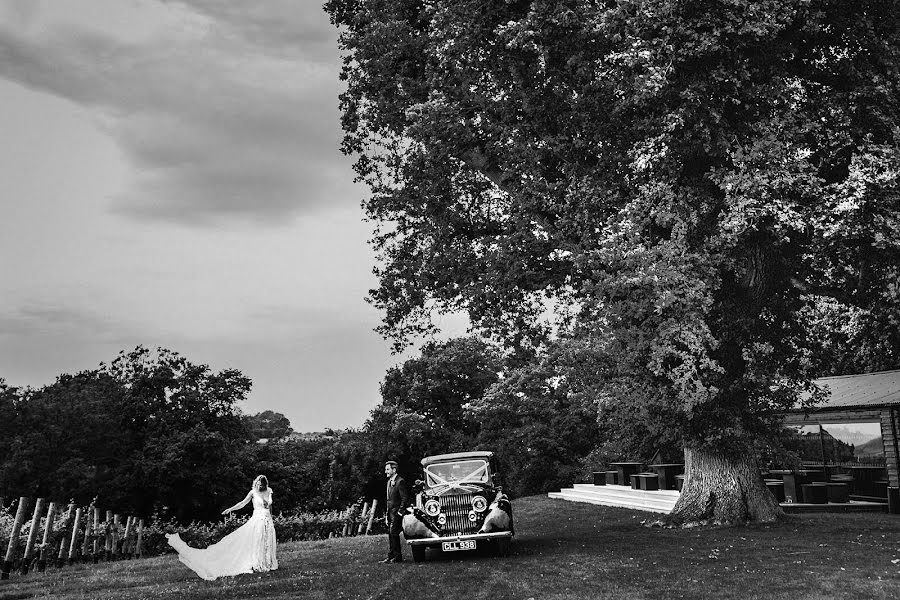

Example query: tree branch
[458,147,516,194]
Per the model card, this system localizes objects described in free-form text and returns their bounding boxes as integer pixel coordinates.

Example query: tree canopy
[326,0,900,522]
[0,347,253,522]
[366,337,502,475]
[243,410,295,441]
[469,338,603,496]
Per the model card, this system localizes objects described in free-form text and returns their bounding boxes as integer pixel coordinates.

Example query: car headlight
[468,511,478,522]
[472,495,488,513]
[424,499,440,517]
[437,513,447,525]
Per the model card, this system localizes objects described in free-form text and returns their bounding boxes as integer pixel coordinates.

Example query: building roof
[808,370,900,410]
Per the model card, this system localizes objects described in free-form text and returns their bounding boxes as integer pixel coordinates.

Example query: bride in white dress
[166,475,278,580]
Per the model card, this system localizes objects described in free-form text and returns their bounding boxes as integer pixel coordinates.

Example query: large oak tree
[325,0,900,523]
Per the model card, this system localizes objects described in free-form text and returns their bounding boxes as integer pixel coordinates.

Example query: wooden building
[782,370,900,510]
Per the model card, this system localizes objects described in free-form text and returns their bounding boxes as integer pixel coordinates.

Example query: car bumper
[406,531,513,546]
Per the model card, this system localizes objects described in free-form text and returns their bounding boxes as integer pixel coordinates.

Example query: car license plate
[442,540,476,552]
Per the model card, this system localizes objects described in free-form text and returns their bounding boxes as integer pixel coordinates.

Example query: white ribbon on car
[426,462,489,494]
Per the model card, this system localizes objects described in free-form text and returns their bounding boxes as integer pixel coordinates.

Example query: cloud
[171,0,340,64]
[2,0,39,29]
[0,303,127,340]
[0,0,355,226]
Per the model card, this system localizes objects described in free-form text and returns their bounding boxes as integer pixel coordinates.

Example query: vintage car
[402,451,513,562]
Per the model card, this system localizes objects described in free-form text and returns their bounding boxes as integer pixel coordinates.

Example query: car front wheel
[495,538,511,557]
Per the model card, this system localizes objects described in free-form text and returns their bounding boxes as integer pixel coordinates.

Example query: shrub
[0,505,15,555]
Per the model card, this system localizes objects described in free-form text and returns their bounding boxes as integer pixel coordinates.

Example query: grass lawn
[1,495,898,600]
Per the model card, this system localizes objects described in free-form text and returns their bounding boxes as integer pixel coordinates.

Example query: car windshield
[425,459,489,488]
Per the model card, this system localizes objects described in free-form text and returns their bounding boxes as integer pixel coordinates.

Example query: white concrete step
[549,489,677,513]
[571,483,681,500]
[550,490,677,513]
[548,483,679,513]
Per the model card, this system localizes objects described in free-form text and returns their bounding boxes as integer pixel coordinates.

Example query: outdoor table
[801,483,829,504]
[779,472,800,503]
[650,464,685,490]
[830,474,855,494]
[777,469,825,503]
[827,483,850,503]
[803,470,825,485]
[764,479,785,502]
[768,469,791,478]
[609,462,644,486]
[849,466,886,497]
[630,473,660,491]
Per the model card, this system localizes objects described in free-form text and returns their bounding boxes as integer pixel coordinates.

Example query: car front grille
[439,493,477,535]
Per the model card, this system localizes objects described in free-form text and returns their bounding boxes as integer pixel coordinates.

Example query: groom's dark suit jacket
[386,475,410,515]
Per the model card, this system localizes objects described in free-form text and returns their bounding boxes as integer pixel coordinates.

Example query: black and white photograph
[1,1,899,598]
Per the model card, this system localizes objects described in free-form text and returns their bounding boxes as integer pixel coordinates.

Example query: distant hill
[824,425,882,445]
[855,437,884,457]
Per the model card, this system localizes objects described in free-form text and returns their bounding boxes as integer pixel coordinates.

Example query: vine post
[80,505,94,561]
[122,516,133,557]
[21,497,46,575]
[133,519,144,558]
[91,507,101,563]
[111,514,121,559]
[356,502,370,535]
[68,507,84,564]
[56,502,75,567]
[2,497,30,580]
[37,501,57,571]
[365,499,378,535]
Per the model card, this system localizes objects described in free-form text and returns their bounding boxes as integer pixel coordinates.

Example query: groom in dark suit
[381,459,410,563]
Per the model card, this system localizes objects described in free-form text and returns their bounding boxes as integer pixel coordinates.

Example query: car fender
[402,507,440,539]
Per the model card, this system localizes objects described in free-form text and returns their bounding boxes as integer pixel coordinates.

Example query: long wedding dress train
[166,490,278,580]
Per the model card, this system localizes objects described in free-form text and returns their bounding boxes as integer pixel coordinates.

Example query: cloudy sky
[0,0,462,431]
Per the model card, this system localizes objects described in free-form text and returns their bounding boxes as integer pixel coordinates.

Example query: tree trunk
[669,447,783,525]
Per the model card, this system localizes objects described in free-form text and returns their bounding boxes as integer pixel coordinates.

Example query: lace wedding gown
[166,489,278,580]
